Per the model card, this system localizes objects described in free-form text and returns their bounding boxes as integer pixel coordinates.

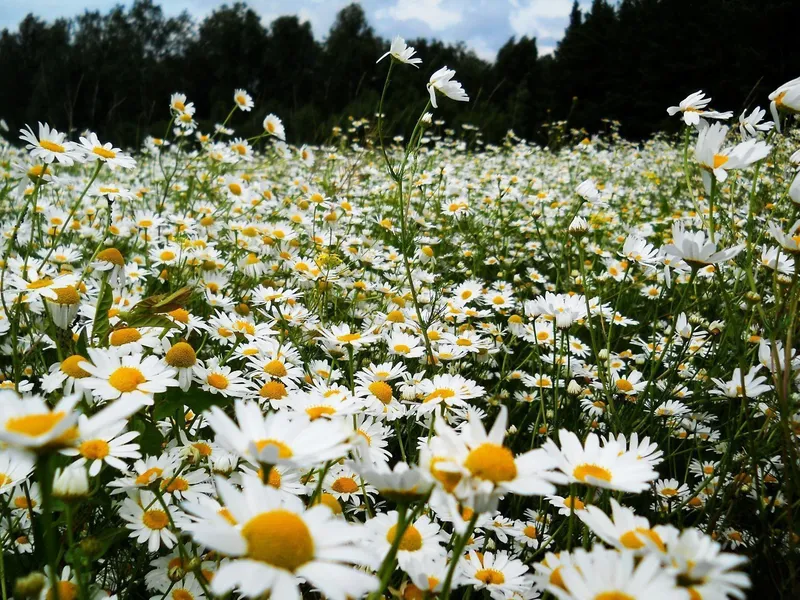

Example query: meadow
[0,39,798,600]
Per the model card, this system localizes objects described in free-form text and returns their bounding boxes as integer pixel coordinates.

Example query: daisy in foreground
[183,475,378,599]
[80,348,178,406]
[543,429,659,492]
[204,399,351,467]
[546,547,686,600]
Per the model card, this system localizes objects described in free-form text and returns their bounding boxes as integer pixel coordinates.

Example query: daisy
[41,354,93,397]
[662,222,743,269]
[19,122,84,165]
[183,475,378,599]
[738,106,772,140]
[203,399,350,468]
[663,527,750,600]
[319,323,378,349]
[377,35,422,67]
[80,349,178,406]
[769,75,800,132]
[0,391,81,450]
[61,416,140,476]
[353,461,433,503]
[0,449,34,493]
[193,359,251,398]
[694,122,770,191]
[262,114,286,140]
[422,407,566,511]
[427,66,469,109]
[547,547,686,600]
[710,365,771,399]
[415,373,484,415]
[666,91,732,126]
[544,430,659,492]
[233,88,254,111]
[77,132,137,169]
[364,510,446,570]
[578,499,669,553]
[119,490,183,552]
[323,463,376,507]
[459,550,532,597]
[163,341,198,391]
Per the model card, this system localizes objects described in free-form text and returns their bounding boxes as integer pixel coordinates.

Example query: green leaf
[121,313,178,330]
[129,286,193,316]
[153,387,231,422]
[92,277,114,347]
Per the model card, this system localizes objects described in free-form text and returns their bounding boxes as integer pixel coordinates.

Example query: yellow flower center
[317,492,343,514]
[386,310,404,323]
[615,379,634,392]
[6,411,65,437]
[97,248,125,266]
[368,381,393,405]
[475,569,506,585]
[394,344,411,353]
[110,328,142,346]
[620,528,665,551]
[263,359,288,378]
[135,467,163,485]
[109,367,146,393]
[27,278,53,289]
[143,509,169,530]
[386,524,423,551]
[523,525,538,539]
[165,342,196,368]
[229,183,242,195]
[242,510,314,571]
[52,286,79,305]
[332,476,359,494]
[169,308,189,323]
[172,589,193,600]
[573,464,613,483]
[259,381,288,400]
[93,146,117,159]
[336,332,361,343]
[79,439,110,460]
[61,354,90,378]
[46,581,78,600]
[40,140,66,153]
[712,154,728,169]
[595,593,635,600]
[254,439,293,458]
[430,457,462,492]
[464,443,517,483]
[162,476,190,493]
[207,373,229,389]
[306,406,335,420]
[424,388,455,403]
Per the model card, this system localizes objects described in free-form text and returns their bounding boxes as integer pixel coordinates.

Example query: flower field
[0,40,799,600]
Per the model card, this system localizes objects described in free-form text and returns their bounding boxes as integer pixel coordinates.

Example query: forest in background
[1,0,799,147]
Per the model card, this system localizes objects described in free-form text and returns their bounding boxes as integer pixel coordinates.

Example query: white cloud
[376,0,463,32]
[508,0,573,39]
[466,37,497,62]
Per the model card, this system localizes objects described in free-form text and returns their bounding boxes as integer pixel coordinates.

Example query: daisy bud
[567,380,582,395]
[79,536,104,559]
[53,465,89,501]
[46,286,80,329]
[598,349,609,360]
[569,215,589,236]
[14,572,46,600]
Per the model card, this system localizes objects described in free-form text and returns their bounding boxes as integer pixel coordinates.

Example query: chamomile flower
[183,475,378,599]
[80,349,178,406]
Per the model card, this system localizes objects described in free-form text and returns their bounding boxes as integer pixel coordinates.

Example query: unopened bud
[53,466,89,501]
[14,573,46,599]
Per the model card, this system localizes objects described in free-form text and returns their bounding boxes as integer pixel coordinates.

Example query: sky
[0,0,595,61]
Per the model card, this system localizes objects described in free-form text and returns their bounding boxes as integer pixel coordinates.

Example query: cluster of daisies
[0,35,798,600]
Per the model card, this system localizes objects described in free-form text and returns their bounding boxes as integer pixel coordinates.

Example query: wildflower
[427,66,469,109]
[543,430,659,492]
[694,122,770,191]
[262,114,286,140]
[77,132,136,169]
[738,106,773,139]
[377,35,422,67]
[233,88,254,111]
[183,475,378,599]
[667,91,732,126]
[662,222,743,269]
[769,75,800,132]
[19,122,84,165]
[0,391,81,450]
[80,349,178,406]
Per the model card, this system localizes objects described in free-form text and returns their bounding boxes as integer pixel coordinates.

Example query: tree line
[1,0,798,148]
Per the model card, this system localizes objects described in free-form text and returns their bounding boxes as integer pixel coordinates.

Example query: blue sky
[0,0,594,61]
